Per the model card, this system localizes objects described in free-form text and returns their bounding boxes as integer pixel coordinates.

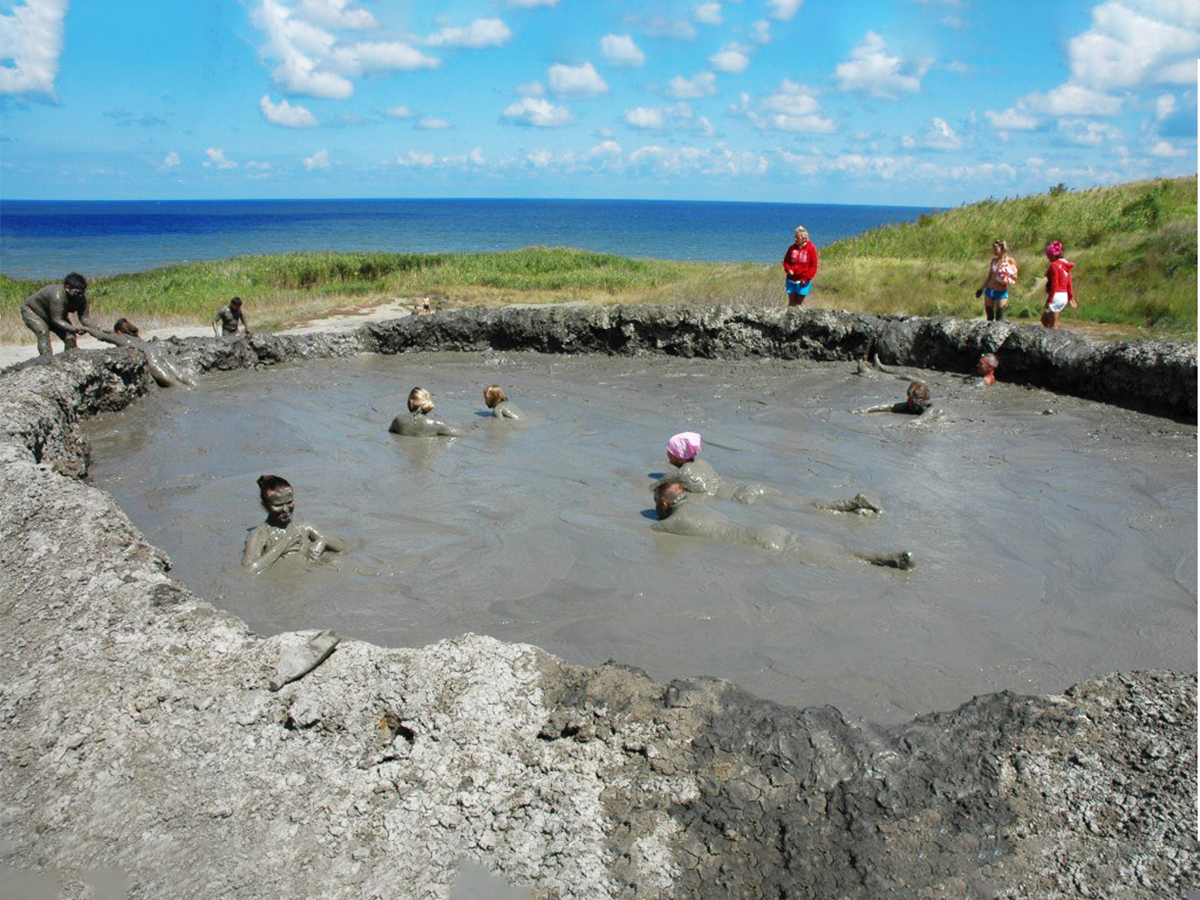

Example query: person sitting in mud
[484,384,523,421]
[84,318,197,388]
[976,353,998,386]
[21,272,99,357]
[213,297,251,338]
[242,475,344,575]
[389,387,461,437]
[655,431,882,513]
[858,380,934,416]
[652,482,913,570]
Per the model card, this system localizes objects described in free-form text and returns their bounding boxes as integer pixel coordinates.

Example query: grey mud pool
[85,350,1197,723]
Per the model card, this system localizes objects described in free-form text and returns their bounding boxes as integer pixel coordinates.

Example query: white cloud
[624,107,665,130]
[203,148,238,170]
[252,0,354,99]
[502,97,573,127]
[293,0,377,30]
[386,104,414,118]
[303,148,331,170]
[159,152,181,171]
[548,61,609,97]
[423,18,512,49]
[710,43,752,73]
[737,80,836,133]
[984,107,1039,131]
[695,2,722,25]
[0,0,68,97]
[835,31,931,98]
[1149,139,1187,157]
[1068,1,1200,91]
[396,150,436,167]
[750,20,772,44]
[667,71,717,100]
[918,116,962,150]
[470,146,485,165]
[327,41,440,75]
[600,33,645,67]
[1028,84,1124,117]
[516,81,545,97]
[260,94,319,127]
[767,0,803,21]
[417,116,452,130]
[1057,119,1123,146]
[503,0,557,6]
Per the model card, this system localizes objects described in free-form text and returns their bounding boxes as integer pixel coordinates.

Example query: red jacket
[1045,258,1074,303]
[783,241,819,282]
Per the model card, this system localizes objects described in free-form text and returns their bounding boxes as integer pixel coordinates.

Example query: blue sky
[0,0,1196,205]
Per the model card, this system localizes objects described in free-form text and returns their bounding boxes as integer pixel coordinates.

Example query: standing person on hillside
[975,239,1018,321]
[20,272,98,356]
[213,296,251,337]
[782,226,819,307]
[1041,240,1076,329]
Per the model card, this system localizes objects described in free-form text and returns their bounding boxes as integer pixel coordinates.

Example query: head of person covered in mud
[666,431,702,467]
[977,353,999,386]
[113,318,140,336]
[257,474,295,527]
[484,384,508,409]
[408,387,435,415]
[654,481,687,520]
[904,380,932,414]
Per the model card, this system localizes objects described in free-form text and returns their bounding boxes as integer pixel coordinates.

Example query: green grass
[2,176,1194,342]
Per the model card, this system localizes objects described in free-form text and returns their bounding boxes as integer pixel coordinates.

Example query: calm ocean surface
[0,198,928,280]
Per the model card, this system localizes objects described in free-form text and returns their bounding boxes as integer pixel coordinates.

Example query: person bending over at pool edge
[389,387,461,437]
[657,431,881,514]
[242,475,344,575]
[85,318,197,388]
[484,384,523,421]
[652,483,913,570]
[21,272,98,357]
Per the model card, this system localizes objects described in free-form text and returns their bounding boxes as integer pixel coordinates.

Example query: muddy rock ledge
[0,314,1196,899]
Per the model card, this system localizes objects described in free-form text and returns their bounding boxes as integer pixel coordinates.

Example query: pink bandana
[667,432,702,462]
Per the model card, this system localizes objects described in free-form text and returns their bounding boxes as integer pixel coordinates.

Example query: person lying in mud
[84,319,197,388]
[484,384,523,421]
[856,380,935,416]
[655,431,882,514]
[389,387,461,438]
[242,475,345,575]
[652,483,914,570]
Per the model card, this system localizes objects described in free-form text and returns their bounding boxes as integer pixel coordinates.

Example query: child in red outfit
[1041,240,1077,329]
[783,226,819,307]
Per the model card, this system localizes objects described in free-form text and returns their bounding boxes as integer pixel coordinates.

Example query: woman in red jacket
[1041,240,1077,329]
[782,225,819,307]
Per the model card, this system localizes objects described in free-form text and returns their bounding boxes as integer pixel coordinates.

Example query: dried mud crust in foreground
[0,310,1196,899]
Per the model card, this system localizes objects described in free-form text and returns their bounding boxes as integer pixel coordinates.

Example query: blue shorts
[983,287,1007,301]
[786,279,812,296]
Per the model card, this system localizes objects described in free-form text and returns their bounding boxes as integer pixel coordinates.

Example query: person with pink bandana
[1041,240,1077,329]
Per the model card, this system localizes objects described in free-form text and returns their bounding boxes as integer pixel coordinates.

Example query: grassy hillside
[2,176,1194,343]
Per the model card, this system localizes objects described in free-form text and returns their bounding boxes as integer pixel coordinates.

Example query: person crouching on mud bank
[783,225,819,307]
[242,475,344,575]
[213,297,251,338]
[1041,241,1076,329]
[21,272,98,356]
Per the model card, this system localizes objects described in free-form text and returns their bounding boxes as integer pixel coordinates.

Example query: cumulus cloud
[260,94,319,127]
[423,18,512,49]
[695,2,722,25]
[417,116,452,130]
[667,71,717,100]
[159,152,181,171]
[502,97,573,127]
[767,0,803,21]
[1148,139,1187,157]
[396,150,436,167]
[984,107,1039,131]
[293,0,377,29]
[1068,1,1200,92]
[835,31,931,98]
[750,20,772,44]
[1057,119,1123,147]
[600,33,645,67]
[0,0,68,97]
[624,107,665,130]
[327,41,440,75]
[548,61,609,97]
[386,104,414,118]
[710,43,752,73]
[735,80,836,134]
[203,148,238,170]
[303,148,331,170]
[916,116,962,150]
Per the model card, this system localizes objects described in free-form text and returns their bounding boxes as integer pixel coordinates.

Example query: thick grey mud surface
[2,307,1197,899]
[87,350,1196,722]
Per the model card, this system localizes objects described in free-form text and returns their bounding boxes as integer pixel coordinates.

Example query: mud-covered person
[857,380,934,416]
[85,318,196,387]
[484,384,523,421]
[389,387,461,437]
[976,353,999,386]
[21,272,98,357]
[213,296,251,338]
[656,431,723,494]
[242,475,345,575]
[652,482,912,569]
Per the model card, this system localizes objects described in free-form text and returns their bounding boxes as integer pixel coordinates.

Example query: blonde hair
[407,387,434,414]
[483,384,508,408]
[992,239,1009,254]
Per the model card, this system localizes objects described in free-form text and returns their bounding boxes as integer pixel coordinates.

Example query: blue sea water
[0,198,929,281]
